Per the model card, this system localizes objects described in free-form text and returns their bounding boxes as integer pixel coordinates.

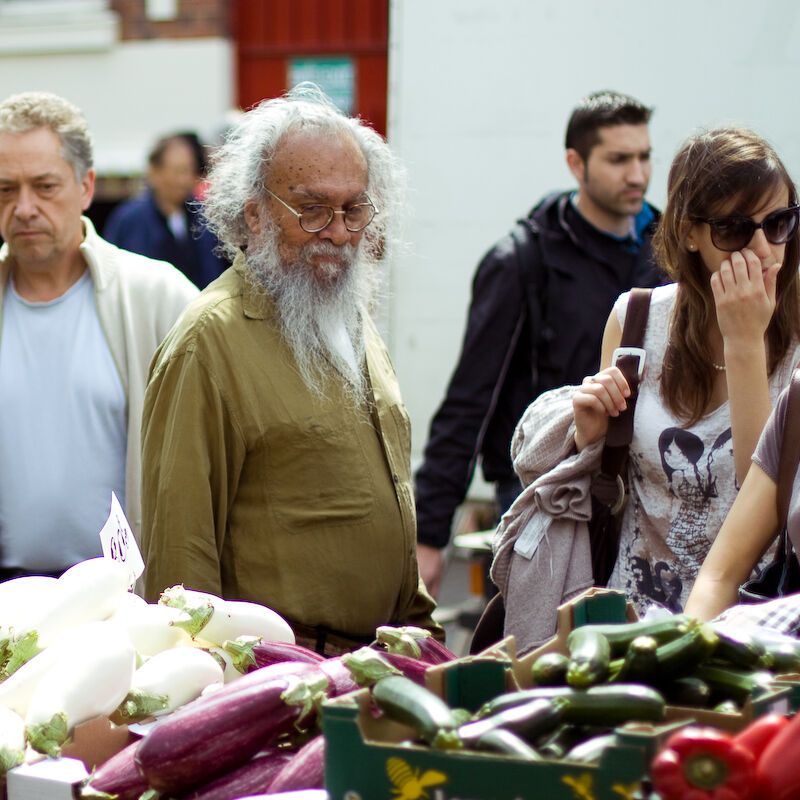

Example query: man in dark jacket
[416,90,666,596]
[104,132,226,288]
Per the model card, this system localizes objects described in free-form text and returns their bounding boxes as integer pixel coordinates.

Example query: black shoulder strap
[467,221,544,477]
[593,288,653,508]
[511,218,548,373]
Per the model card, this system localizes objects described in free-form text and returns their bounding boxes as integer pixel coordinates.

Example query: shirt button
[392,473,400,483]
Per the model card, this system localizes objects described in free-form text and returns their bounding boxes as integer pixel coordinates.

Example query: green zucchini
[560,684,666,726]
[457,698,564,747]
[574,615,691,657]
[474,728,543,760]
[694,664,775,705]
[614,635,659,683]
[662,676,711,708]
[566,628,611,688]
[372,675,460,748]
[531,652,570,687]
[761,642,800,674]
[564,732,617,763]
[710,624,767,670]
[651,622,718,678]
[478,687,576,718]
[712,699,740,714]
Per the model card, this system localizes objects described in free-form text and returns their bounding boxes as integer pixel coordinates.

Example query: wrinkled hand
[573,366,630,451]
[416,543,444,599]
[711,247,780,347]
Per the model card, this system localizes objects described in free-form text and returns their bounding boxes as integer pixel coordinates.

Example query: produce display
[2,566,800,800]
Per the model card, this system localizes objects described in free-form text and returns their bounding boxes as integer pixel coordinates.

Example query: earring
[687,243,697,251]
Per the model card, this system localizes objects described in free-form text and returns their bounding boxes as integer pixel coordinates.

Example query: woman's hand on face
[573,366,630,451]
[711,247,780,346]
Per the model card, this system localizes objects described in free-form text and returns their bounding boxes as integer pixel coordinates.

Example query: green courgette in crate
[559,683,666,725]
[538,724,598,760]
[573,614,690,657]
[612,635,659,683]
[457,698,565,747]
[710,624,768,669]
[566,627,611,688]
[650,621,718,678]
[662,675,712,708]
[694,663,775,705]
[372,675,460,748]
[531,652,570,686]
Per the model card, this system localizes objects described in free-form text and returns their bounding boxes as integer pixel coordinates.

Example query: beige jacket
[0,217,198,533]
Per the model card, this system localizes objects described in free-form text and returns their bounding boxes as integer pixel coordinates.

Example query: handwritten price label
[99,492,145,587]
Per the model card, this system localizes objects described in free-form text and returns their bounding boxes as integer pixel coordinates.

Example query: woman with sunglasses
[568,127,800,617]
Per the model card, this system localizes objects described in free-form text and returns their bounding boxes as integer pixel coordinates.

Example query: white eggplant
[205,645,245,684]
[0,706,25,774]
[159,586,294,646]
[0,646,61,717]
[112,603,192,657]
[4,558,131,675]
[116,647,223,721]
[0,576,59,636]
[25,622,136,757]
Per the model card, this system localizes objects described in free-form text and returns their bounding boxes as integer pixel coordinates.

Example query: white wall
[388,0,800,495]
[0,37,234,174]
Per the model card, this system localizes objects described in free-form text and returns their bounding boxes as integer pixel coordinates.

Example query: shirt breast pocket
[259,411,375,533]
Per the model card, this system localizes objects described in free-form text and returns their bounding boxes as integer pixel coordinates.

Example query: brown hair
[654,127,800,425]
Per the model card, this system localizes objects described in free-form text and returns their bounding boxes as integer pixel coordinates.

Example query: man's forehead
[269,130,367,186]
[595,123,651,152]
[0,126,73,171]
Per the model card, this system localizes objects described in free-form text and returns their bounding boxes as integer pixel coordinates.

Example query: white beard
[243,218,379,406]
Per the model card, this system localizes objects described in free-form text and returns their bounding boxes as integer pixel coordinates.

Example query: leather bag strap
[598,288,653,486]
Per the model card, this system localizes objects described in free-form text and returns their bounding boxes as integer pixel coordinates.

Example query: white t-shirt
[608,284,800,615]
[0,271,127,571]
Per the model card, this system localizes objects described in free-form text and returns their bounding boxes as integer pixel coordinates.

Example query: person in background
[0,92,197,580]
[415,90,664,597]
[104,132,226,288]
[139,84,441,654]
[505,127,800,636]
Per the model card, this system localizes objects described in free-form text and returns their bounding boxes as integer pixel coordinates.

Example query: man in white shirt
[0,91,198,579]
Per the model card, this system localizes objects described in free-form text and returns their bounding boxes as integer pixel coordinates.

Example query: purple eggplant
[376,651,429,685]
[223,639,324,674]
[135,672,329,795]
[375,626,457,664]
[180,745,294,800]
[82,740,148,800]
[267,736,325,794]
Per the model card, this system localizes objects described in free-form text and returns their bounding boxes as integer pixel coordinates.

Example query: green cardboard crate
[323,689,686,800]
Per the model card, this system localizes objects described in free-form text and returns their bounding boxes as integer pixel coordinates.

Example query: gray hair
[203,83,404,260]
[0,91,93,179]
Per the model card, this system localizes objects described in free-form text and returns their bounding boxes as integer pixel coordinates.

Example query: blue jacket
[104,190,226,289]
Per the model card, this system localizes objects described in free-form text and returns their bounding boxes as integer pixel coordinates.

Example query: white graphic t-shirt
[607,284,800,615]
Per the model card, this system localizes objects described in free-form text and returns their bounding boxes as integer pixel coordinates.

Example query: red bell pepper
[734,713,790,763]
[651,726,756,800]
[755,709,800,800]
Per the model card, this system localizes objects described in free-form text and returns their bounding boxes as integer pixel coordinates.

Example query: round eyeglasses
[266,188,378,233]
[692,205,800,252]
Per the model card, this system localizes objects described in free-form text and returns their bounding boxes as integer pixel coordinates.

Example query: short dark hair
[148,131,207,176]
[565,91,652,160]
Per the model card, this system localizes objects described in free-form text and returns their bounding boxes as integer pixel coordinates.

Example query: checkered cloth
[714,594,800,636]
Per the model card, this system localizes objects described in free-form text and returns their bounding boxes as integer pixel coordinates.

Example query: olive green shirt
[140,257,440,639]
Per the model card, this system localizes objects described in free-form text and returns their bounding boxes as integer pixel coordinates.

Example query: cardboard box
[6,716,132,800]
[323,688,686,800]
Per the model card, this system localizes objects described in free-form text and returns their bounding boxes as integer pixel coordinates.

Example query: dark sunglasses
[692,205,800,252]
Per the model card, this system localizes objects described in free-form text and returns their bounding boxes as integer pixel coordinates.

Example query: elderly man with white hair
[140,84,441,654]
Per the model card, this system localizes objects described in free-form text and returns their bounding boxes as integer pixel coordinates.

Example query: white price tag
[99,492,145,587]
